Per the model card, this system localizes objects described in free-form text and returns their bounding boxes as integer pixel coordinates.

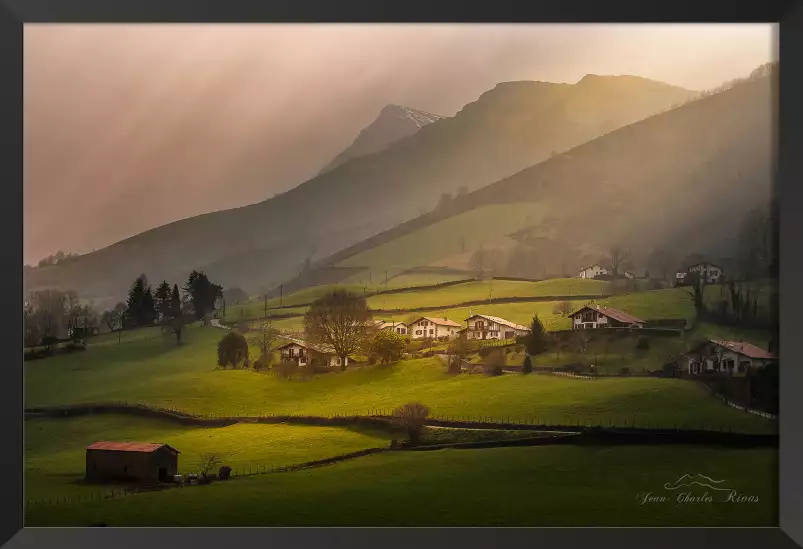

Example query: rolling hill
[285,70,775,293]
[24,74,693,309]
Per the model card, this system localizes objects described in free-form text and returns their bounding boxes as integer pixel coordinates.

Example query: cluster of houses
[576,260,724,286]
[375,314,530,341]
[276,303,777,379]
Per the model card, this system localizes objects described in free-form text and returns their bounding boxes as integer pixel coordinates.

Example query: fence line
[26,400,777,434]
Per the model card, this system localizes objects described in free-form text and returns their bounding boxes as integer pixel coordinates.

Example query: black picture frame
[3,1,802,548]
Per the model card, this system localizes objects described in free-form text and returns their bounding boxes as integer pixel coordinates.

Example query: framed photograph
[3,1,802,548]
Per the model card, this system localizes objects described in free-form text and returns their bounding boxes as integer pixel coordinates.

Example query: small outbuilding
[85,442,180,484]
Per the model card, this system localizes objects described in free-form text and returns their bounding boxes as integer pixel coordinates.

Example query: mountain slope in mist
[25,74,693,307]
[320,104,443,174]
[285,73,775,292]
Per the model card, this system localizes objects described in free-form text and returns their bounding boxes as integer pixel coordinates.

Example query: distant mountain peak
[379,104,443,128]
[320,104,443,174]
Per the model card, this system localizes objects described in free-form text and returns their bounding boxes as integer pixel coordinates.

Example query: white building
[686,262,723,284]
[276,338,349,368]
[576,264,610,279]
[375,320,408,336]
[682,340,776,376]
[461,314,529,340]
[568,304,645,330]
[408,317,462,339]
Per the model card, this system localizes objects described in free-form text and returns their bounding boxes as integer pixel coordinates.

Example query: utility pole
[279,285,283,308]
[264,294,267,318]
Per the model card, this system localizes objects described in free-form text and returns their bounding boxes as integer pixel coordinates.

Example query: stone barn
[85,442,180,483]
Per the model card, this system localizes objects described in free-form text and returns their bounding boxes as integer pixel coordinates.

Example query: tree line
[24,270,224,350]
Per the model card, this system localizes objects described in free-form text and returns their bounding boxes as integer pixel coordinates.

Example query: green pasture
[24,327,774,433]
[26,444,777,527]
[25,414,390,502]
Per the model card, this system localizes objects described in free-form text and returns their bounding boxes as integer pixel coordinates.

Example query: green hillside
[288,72,774,295]
[25,326,774,433]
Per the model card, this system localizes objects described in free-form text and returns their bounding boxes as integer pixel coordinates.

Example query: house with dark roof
[460,314,530,340]
[686,261,724,284]
[85,442,180,483]
[276,337,349,368]
[682,340,777,376]
[568,304,645,330]
[408,317,462,339]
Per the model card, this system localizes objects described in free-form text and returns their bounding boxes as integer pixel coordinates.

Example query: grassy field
[25,444,777,527]
[25,414,390,502]
[343,271,472,288]
[24,327,774,433]
[245,284,704,334]
[475,323,772,375]
[367,278,610,310]
[337,202,547,277]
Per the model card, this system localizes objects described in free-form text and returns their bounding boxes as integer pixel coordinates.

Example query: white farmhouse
[408,317,462,339]
[682,340,776,376]
[376,320,408,336]
[276,337,349,368]
[686,262,723,284]
[461,314,529,340]
[568,304,645,330]
[576,264,610,279]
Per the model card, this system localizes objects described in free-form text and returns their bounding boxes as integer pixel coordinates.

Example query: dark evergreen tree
[154,280,172,321]
[522,314,548,374]
[183,270,223,321]
[170,284,182,318]
[126,274,155,327]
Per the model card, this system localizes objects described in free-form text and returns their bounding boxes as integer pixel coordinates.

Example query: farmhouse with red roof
[682,340,777,376]
[567,304,645,330]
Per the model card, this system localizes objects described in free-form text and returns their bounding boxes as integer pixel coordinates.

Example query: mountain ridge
[25,74,695,307]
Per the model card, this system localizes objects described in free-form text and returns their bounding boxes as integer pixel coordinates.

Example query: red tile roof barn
[710,340,776,360]
[86,442,180,454]
[568,304,645,325]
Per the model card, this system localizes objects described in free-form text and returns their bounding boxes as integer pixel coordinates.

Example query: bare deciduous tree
[608,246,630,276]
[392,402,430,445]
[552,301,573,317]
[249,321,280,364]
[304,290,374,371]
[197,452,224,482]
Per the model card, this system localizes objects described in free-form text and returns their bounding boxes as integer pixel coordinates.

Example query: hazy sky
[23,23,776,265]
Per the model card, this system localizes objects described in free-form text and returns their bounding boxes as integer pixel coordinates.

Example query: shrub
[298,362,315,380]
[274,359,300,379]
[522,354,533,374]
[636,336,650,351]
[369,331,408,364]
[217,332,249,369]
[483,349,506,376]
[619,366,631,376]
[367,354,377,365]
[447,354,463,374]
[392,402,430,445]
